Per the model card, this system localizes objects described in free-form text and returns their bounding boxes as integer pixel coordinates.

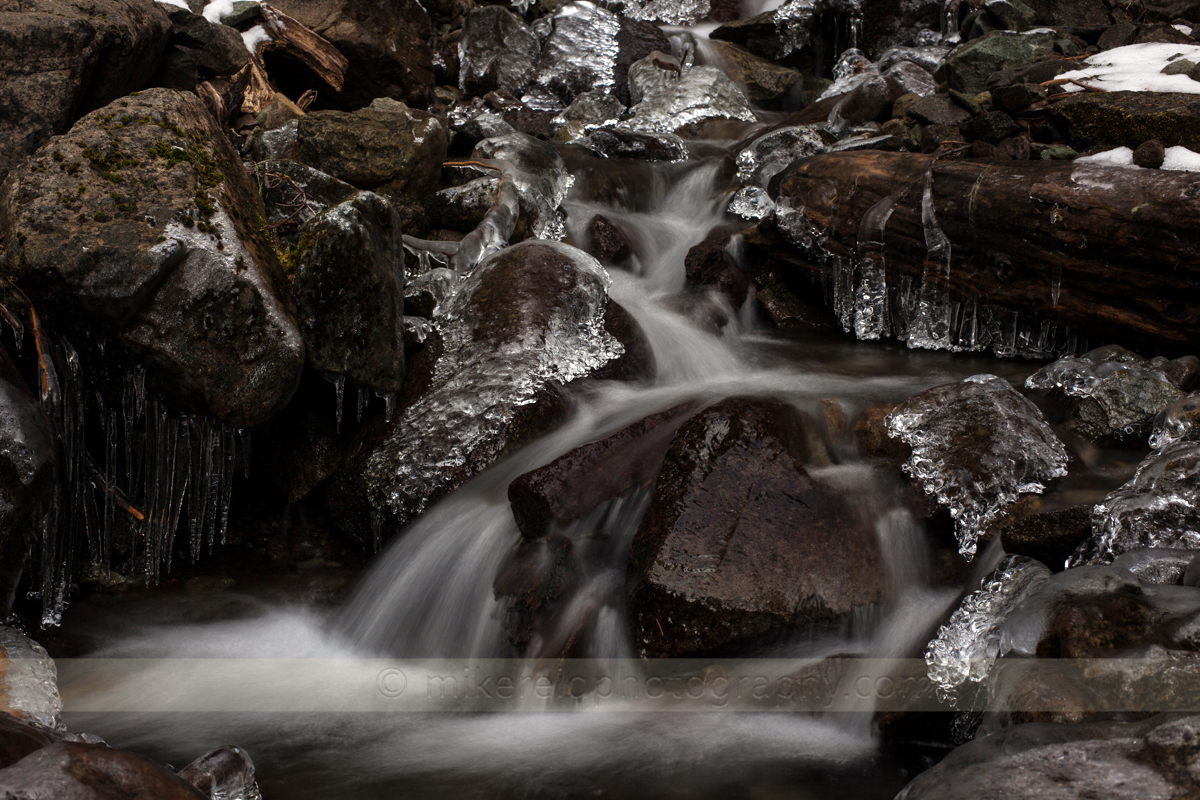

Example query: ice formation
[181,746,262,800]
[365,242,624,527]
[521,2,620,110]
[1072,441,1200,566]
[622,0,711,25]
[735,125,828,187]
[623,58,757,135]
[728,186,776,220]
[0,625,64,730]
[1057,43,1200,94]
[1150,393,1200,450]
[925,555,1051,704]
[887,375,1068,558]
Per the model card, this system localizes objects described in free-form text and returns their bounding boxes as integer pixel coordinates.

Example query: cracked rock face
[0,88,304,428]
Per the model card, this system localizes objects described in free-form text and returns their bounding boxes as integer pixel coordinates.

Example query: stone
[1160,57,1200,81]
[587,215,632,262]
[1111,547,1196,585]
[403,267,455,318]
[0,741,208,799]
[997,504,1093,569]
[627,398,884,657]
[359,241,626,532]
[854,402,909,461]
[984,0,1039,30]
[895,713,1200,799]
[588,127,690,161]
[961,110,1022,144]
[706,40,802,108]
[884,60,937,98]
[0,626,62,730]
[0,0,171,183]
[426,176,498,234]
[990,82,1047,112]
[905,95,972,127]
[1134,138,1167,168]
[153,9,249,89]
[177,746,258,800]
[254,159,356,246]
[291,191,405,393]
[943,30,1058,95]
[256,93,305,133]
[293,101,447,199]
[457,6,539,98]
[493,532,581,653]
[508,405,693,540]
[1044,91,1200,151]
[1135,22,1196,45]
[0,88,304,428]
[0,348,56,615]
[522,1,621,110]
[709,5,819,65]
[0,714,55,770]
[624,57,756,136]
[1071,363,1185,444]
[614,17,671,106]
[267,0,435,110]
[684,231,749,306]
[1098,20,1139,50]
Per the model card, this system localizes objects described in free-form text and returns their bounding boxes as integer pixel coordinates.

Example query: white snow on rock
[242,24,270,54]
[1075,145,1200,171]
[1058,43,1200,93]
[155,0,191,8]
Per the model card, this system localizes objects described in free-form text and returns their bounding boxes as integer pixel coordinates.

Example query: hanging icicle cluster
[24,311,247,627]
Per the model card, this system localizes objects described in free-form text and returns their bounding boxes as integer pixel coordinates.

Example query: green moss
[93,211,108,222]
[149,139,223,188]
[80,141,139,184]
[193,191,216,216]
[51,151,64,162]
[64,162,80,175]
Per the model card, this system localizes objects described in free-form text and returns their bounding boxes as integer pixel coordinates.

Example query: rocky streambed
[2,0,1200,795]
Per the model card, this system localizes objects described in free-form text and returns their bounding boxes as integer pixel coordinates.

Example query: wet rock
[905,95,972,127]
[1134,138,1167,168]
[627,398,884,658]
[1111,548,1196,585]
[943,30,1058,95]
[587,215,633,262]
[267,0,434,110]
[493,533,581,652]
[990,82,1047,112]
[254,160,356,245]
[458,6,539,98]
[684,232,749,306]
[293,100,448,199]
[996,504,1092,569]
[1150,391,1200,449]
[0,88,304,428]
[362,241,624,530]
[0,0,171,183]
[960,110,1021,144]
[828,74,903,132]
[292,191,405,393]
[1135,22,1195,44]
[624,55,756,137]
[854,402,909,461]
[152,9,249,89]
[522,1,620,110]
[883,60,937,98]
[706,40,802,108]
[887,376,1068,558]
[0,626,62,730]
[403,268,456,318]
[0,348,56,616]
[735,124,828,188]
[709,2,819,66]
[508,405,693,540]
[1044,91,1200,151]
[426,176,499,233]
[615,18,672,106]
[859,0,944,57]
[588,127,690,161]
[470,132,573,242]
[401,315,433,355]
[0,741,207,799]
[1074,441,1200,565]
[560,91,625,130]
[895,713,1200,799]
[1022,0,1111,26]
[1098,20,1139,50]
[0,714,55,770]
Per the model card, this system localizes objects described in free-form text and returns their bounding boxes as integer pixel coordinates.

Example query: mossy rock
[1045,91,1200,151]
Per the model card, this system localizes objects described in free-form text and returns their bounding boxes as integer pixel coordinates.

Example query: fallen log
[768,150,1200,356]
[259,3,348,92]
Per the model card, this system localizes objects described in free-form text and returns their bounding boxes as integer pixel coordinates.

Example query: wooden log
[770,150,1200,354]
[259,3,348,92]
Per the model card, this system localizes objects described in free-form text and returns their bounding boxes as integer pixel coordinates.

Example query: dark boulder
[1045,91,1200,151]
[151,8,249,90]
[997,504,1093,569]
[0,741,207,799]
[291,191,405,393]
[293,99,447,199]
[943,30,1057,95]
[457,6,539,98]
[587,215,633,263]
[706,40,802,108]
[615,18,671,106]
[0,88,304,428]
[267,0,435,110]
[684,231,749,306]
[508,404,693,540]
[0,713,55,770]
[0,0,171,183]
[627,398,884,657]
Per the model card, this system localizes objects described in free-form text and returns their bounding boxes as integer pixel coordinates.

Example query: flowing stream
[56,150,1046,799]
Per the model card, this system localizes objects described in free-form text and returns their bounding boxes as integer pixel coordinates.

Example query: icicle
[218,425,235,546]
[239,429,251,479]
[205,421,221,552]
[357,387,368,423]
[1051,264,1062,307]
[103,409,116,566]
[332,376,345,435]
[384,393,396,423]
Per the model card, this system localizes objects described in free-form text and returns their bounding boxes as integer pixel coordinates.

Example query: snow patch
[1075,145,1200,172]
[1058,43,1200,94]
[242,24,270,54]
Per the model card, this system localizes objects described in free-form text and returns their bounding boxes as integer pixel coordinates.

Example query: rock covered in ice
[1026,345,1186,444]
[1150,392,1200,450]
[179,745,261,800]
[0,625,63,730]
[877,45,950,75]
[522,1,620,110]
[1111,548,1197,585]
[924,555,1051,704]
[887,375,1068,558]
[364,242,624,528]
[458,6,540,98]
[472,132,574,241]
[588,127,689,161]
[728,186,775,219]
[883,59,937,97]
[1072,441,1200,566]
[622,0,711,25]
[735,124,828,187]
[709,0,821,62]
[559,90,626,130]
[623,56,756,136]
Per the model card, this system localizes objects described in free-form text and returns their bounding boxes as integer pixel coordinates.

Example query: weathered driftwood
[770,150,1200,353]
[235,59,275,115]
[259,4,349,91]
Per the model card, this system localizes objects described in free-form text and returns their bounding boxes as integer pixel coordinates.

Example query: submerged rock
[887,376,1068,558]
[0,88,304,428]
[291,191,405,393]
[0,0,171,183]
[363,241,624,530]
[1111,548,1197,585]
[1073,441,1200,565]
[627,398,884,657]
[178,745,260,800]
[896,713,1200,799]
